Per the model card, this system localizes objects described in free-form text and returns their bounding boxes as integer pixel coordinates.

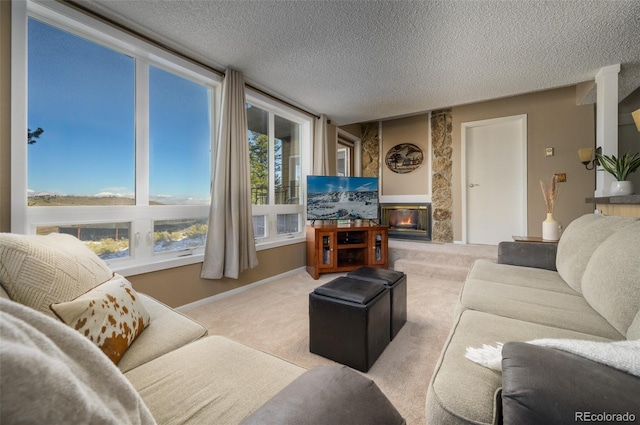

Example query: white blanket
[0,298,157,424]
[465,338,640,377]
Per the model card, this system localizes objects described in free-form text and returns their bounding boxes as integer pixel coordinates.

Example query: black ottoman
[347,266,407,340]
[309,277,390,372]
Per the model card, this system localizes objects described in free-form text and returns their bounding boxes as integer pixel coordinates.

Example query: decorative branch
[540,175,559,214]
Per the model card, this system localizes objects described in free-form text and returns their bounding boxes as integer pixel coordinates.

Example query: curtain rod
[63,0,321,120]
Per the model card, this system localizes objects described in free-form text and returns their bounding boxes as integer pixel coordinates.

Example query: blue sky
[28,18,211,204]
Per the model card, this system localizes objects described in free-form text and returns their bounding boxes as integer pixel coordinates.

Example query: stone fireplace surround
[360,110,453,243]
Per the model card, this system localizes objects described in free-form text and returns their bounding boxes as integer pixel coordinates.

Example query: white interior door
[463,115,527,245]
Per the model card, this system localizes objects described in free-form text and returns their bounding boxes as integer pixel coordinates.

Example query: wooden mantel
[586,195,640,217]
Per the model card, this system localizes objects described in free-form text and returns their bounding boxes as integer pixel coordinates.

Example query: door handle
[468,183,480,187]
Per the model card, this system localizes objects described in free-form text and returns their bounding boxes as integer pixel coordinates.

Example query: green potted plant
[595,151,640,196]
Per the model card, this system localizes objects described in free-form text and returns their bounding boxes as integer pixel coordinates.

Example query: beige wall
[372,86,596,240]
[128,242,305,308]
[452,86,596,239]
[340,124,362,140]
[1,1,11,233]
[381,115,430,197]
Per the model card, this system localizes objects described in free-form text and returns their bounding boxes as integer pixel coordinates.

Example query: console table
[512,236,558,243]
[306,223,388,279]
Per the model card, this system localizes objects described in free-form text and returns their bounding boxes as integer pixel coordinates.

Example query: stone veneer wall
[361,122,379,177]
[431,109,454,242]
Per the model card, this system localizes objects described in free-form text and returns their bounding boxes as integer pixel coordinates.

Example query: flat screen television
[306,175,379,221]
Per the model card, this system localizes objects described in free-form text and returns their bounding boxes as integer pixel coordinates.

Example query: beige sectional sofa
[426,213,640,424]
[0,232,404,424]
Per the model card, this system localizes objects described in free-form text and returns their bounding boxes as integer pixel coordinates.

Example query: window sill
[112,235,305,276]
[255,235,305,251]
[110,253,205,277]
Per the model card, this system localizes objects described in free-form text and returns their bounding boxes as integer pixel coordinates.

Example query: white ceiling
[73,0,640,125]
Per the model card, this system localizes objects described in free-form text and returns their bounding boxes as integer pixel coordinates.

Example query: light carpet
[185,243,496,425]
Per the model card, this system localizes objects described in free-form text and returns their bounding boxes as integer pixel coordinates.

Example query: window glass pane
[149,66,211,205]
[274,115,301,205]
[277,213,299,234]
[253,215,266,238]
[36,223,131,260]
[28,19,135,206]
[337,147,349,176]
[153,219,208,253]
[247,104,269,205]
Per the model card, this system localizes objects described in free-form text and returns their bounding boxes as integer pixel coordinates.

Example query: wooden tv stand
[306,222,388,280]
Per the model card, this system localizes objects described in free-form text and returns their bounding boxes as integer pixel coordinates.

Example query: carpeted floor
[185,242,497,425]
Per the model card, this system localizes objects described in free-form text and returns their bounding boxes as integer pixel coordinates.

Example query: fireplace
[381,203,431,240]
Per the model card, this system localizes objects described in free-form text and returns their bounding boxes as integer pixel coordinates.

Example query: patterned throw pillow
[50,274,151,365]
[0,232,114,318]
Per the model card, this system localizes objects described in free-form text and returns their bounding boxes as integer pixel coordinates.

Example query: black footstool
[347,267,407,340]
[309,277,390,372]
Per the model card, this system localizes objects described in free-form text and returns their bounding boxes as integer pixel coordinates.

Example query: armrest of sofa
[501,341,640,425]
[497,241,557,271]
[117,294,208,372]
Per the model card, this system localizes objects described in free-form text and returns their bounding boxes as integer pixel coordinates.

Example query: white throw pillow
[0,233,113,318]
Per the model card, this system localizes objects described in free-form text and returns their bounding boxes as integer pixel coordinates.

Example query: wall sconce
[578,146,601,170]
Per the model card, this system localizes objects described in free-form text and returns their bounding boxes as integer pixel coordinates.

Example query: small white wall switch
[545,147,554,157]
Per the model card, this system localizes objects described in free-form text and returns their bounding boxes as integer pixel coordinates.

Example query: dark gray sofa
[425,213,640,424]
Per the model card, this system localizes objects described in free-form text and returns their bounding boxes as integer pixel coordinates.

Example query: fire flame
[390,210,418,228]
[397,217,414,225]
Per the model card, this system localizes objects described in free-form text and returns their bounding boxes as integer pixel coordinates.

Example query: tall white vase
[542,213,559,241]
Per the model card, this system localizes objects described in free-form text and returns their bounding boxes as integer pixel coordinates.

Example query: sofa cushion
[125,335,306,424]
[460,277,622,339]
[240,365,405,425]
[628,311,640,340]
[0,297,156,425]
[501,342,640,425]
[467,260,576,294]
[50,274,151,365]
[581,220,640,336]
[425,309,613,425]
[0,233,113,318]
[0,285,9,299]
[556,214,637,293]
[117,293,208,373]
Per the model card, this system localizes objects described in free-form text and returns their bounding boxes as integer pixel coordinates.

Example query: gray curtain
[313,114,330,175]
[201,69,258,279]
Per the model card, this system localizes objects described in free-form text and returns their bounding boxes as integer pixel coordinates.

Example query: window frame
[11,0,222,275]
[245,89,312,249]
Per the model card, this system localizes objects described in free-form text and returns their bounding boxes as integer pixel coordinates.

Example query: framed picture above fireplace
[384,143,424,174]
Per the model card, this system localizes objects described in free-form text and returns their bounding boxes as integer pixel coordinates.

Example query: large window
[28,19,136,206]
[246,93,311,245]
[13,1,219,274]
[149,65,211,206]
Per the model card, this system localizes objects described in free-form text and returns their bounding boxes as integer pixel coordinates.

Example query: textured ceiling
[72,0,640,125]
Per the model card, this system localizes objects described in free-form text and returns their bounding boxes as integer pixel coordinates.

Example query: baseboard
[176,266,307,313]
